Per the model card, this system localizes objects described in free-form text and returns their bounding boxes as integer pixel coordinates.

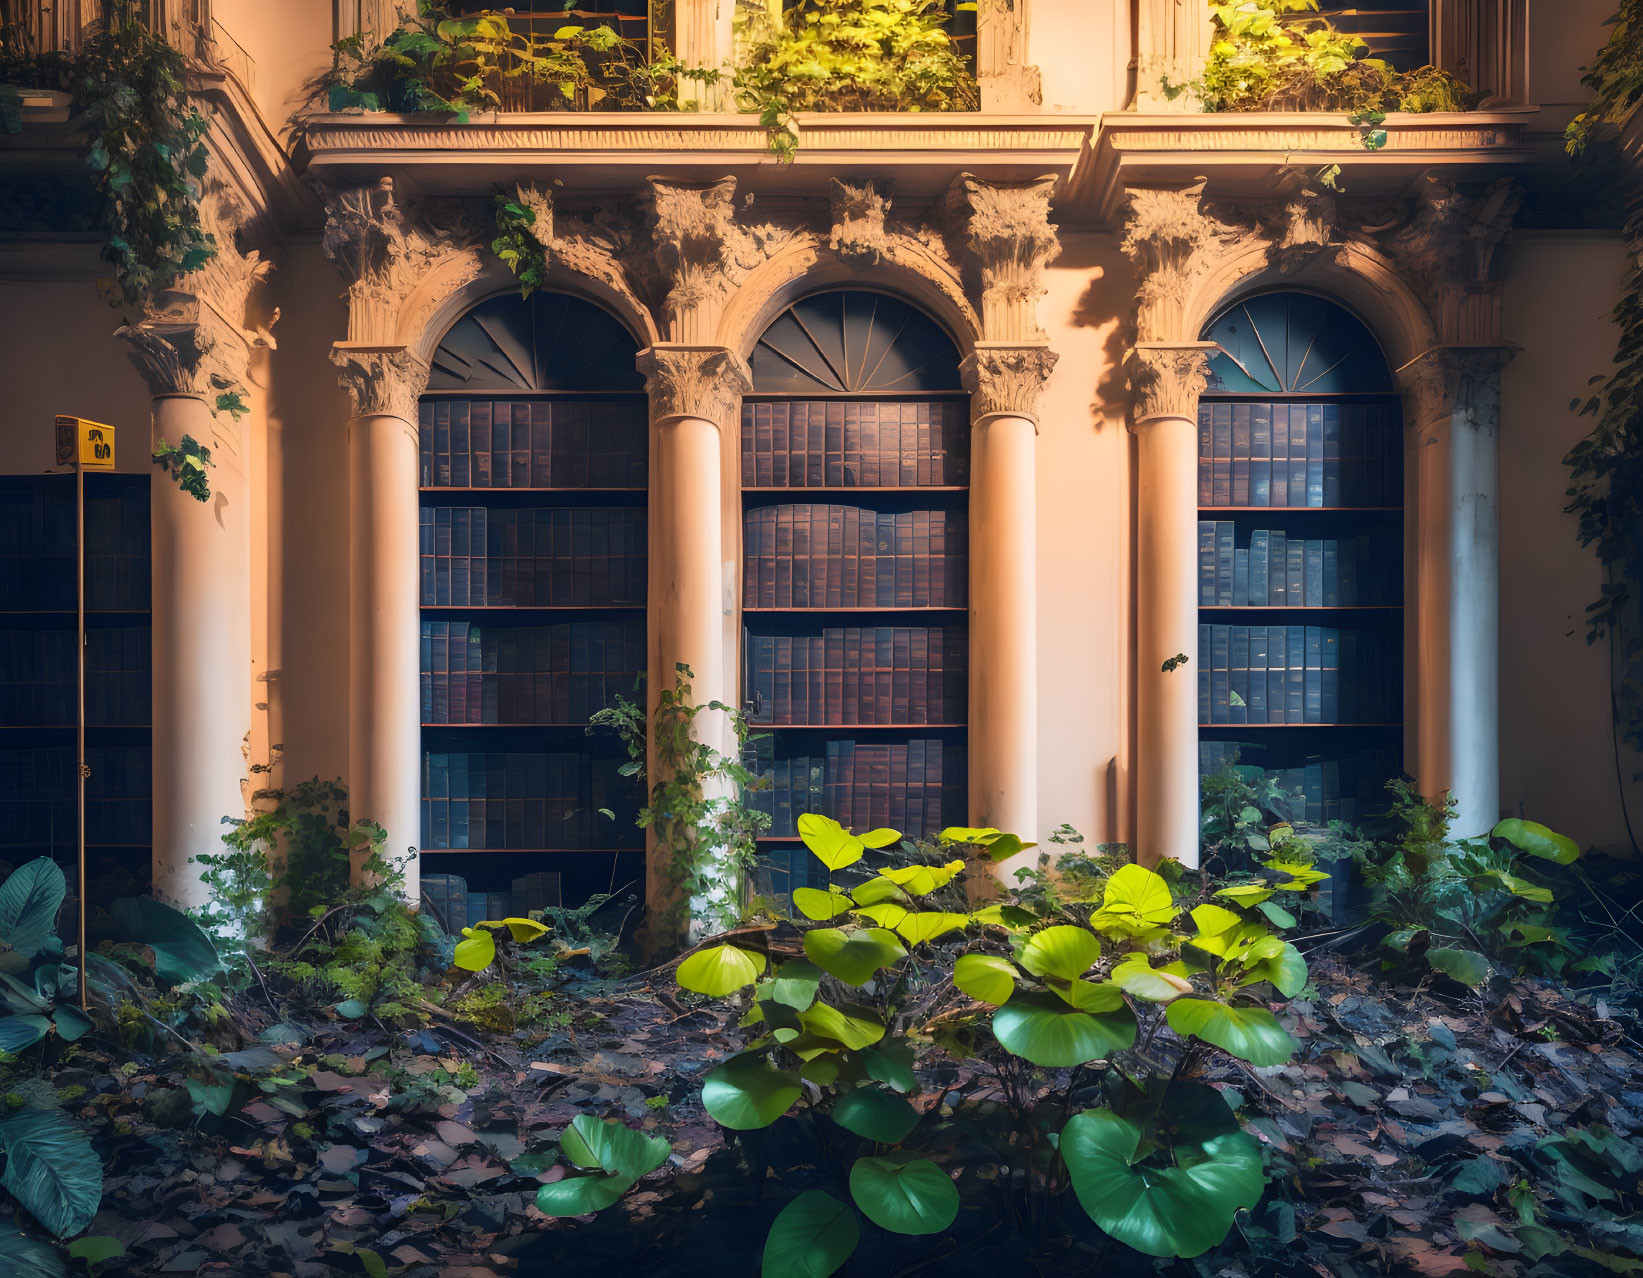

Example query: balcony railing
[0,0,254,90]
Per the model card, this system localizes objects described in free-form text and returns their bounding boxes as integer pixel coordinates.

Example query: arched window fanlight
[1203,292,1392,395]
[426,291,644,393]
[750,290,962,395]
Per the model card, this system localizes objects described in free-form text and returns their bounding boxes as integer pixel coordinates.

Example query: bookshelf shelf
[743,606,967,614]
[420,604,644,612]
[743,486,970,494]
[752,723,967,731]
[1199,605,1402,612]
[1200,722,1401,730]
[420,846,644,856]
[1197,506,1402,513]
[420,487,646,495]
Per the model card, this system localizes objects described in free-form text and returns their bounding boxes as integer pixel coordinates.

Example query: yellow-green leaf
[677,944,767,997]
[453,928,496,971]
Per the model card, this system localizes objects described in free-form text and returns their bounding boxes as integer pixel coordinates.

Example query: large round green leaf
[557,1114,671,1182]
[1018,926,1102,980]
[109,897,221,985]
[1166,998,1295,1066]
[954,953,1017,1005]
[534,1170,631,1216]
[452,927,496,972]
[797,814,868,871]
[1426,947,1491,986]
[799,1002,885,1051]
[702,1051,802,1130]
[1091,864,1178,938]
[676,944,767,997]
[1239,941,1308,998]
[792,888,855,921]
[803,928,907,986]
[992,992,1136,1067]
[831,1085,919,1144]
[769,959,823,1011]
[860,1041,918,1093]
[0,861,66,960]
[1491,817,1580,865]
[0,1109,103,1238]
[1061,1109,1265,1258]
[1110,957,1192,1003]
[761,1190,860,1278]
[848,1156,959,1236]
[1044,977,1127,1013]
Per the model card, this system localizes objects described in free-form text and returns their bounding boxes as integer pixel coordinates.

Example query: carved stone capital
[641,177,750,344]
[116,180,277,398]
[1400,344,1516,435]
[1127,343,1216,423]
[323,177,483,346]
[331,345,432,422]
[946,173,1061,342]
[1382,177,1521,342]
[829,179,891,266]
[638,345,752,428]
[961,345,1058,426]
[1120,184,1238,344]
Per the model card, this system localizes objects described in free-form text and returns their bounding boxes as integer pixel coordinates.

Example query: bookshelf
[0,474,152,890]
[1196,292,1404,827]
[739,290,971,906]
[417,290,650,913]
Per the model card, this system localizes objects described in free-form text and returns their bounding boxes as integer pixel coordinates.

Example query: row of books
[743,506,967,609]
[421,871,561,936]
[1199,741,1400,827]
[0,746,151,845]
[421,751,640,850]
[419,398,648,490]
[1198,523,1401,608]
[744,627,966,726]
[743,737,965,838]
[420,619,642,725]
[740,400,969,488]
[1198,624,1400,725]
[0,627,151,726]
[419,507,647,608]
[1198,400,1401,508]
[0,481,151,612]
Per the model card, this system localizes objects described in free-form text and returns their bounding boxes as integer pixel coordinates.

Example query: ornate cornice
[322,177,485,346]
[116,181,276,398]
[331,345,432,422]
[961,345,1058,426]
[945,173,1061,342]
[1400,345,1516,435]
[1127,343,1216,423]
[829,179,891,266]
[637,345,752,428]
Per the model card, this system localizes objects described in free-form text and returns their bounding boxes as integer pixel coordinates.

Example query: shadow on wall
[262,242,352,785]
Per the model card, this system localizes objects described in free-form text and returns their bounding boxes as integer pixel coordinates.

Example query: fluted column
[1130,343,1216,868]
[638,345,751,943]
[333,345,429,892]
[119,321,253,909]
[1402,344,1514,837]
[962,345,1055,858]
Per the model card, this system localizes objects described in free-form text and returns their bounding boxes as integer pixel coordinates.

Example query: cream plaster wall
[211,0,335,140]
[1032,0,1130,114]
[1497,232,1638,853]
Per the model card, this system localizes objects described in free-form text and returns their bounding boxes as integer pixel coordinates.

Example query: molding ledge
[1070,109,1540,225]
[300,111,1097,197]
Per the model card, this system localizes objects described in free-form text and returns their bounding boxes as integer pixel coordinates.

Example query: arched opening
[741,289,970,904]
[1196,291,1404,830]
[417,290,648,926]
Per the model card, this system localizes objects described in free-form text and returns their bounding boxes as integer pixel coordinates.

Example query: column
[119,322,253,910]
[962,345,1055,859]
[1402,345,1513,837]
[332,344,429,893]
[637,345,751,945]
[1129,343,1215,868]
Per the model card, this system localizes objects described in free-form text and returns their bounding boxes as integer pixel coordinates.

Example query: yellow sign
[54,416,115,470]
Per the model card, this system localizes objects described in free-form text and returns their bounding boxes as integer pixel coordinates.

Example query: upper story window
[1314,0,1430,72]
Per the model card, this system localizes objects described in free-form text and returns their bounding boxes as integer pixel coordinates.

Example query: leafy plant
[733,0,977,161]
[1565,0,1643,156]
[452,915,550,973]
[592,665,768,946]
[1191,0,1471,116]
[490,187,551,297]
[150,435,214,503]
[0,861,91,1054]
[534,1115,671,1217]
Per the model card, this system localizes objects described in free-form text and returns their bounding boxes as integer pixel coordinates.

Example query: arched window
[417,290,647,925]
[1197,291,1403,828]
[741,289,969,902]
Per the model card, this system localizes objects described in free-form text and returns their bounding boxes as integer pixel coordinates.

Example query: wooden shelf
[0,609,152,618]
[420,847,643,856]
[742,606,966,614]
[422,723,618,729]
[421,604,644,612]
[421,487,645,494]
[752,723,966,730]
[743,487,969,494]
[1200,723,1401,730]
[1199,605,1402,612]
[1198,506,1402,513]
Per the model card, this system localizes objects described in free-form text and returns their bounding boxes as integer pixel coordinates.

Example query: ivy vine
[591,665,770,950]
[1563,1,1643,750]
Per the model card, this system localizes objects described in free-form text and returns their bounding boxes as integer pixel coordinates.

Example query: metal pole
[76,460,87,1012]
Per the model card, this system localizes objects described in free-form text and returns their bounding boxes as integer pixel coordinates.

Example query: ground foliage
[5,779,1643,1277]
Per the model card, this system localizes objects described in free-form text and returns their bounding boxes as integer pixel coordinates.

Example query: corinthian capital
[1120,184,1235,345]
[1400,345,1516,435]
[961,344,1058,425]
[116,182,277,398]
[331,345,432,422]
[1127,343,1215,423]
[638,345,752,428]
[323,177,482,346]
[946,174,1060,342]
